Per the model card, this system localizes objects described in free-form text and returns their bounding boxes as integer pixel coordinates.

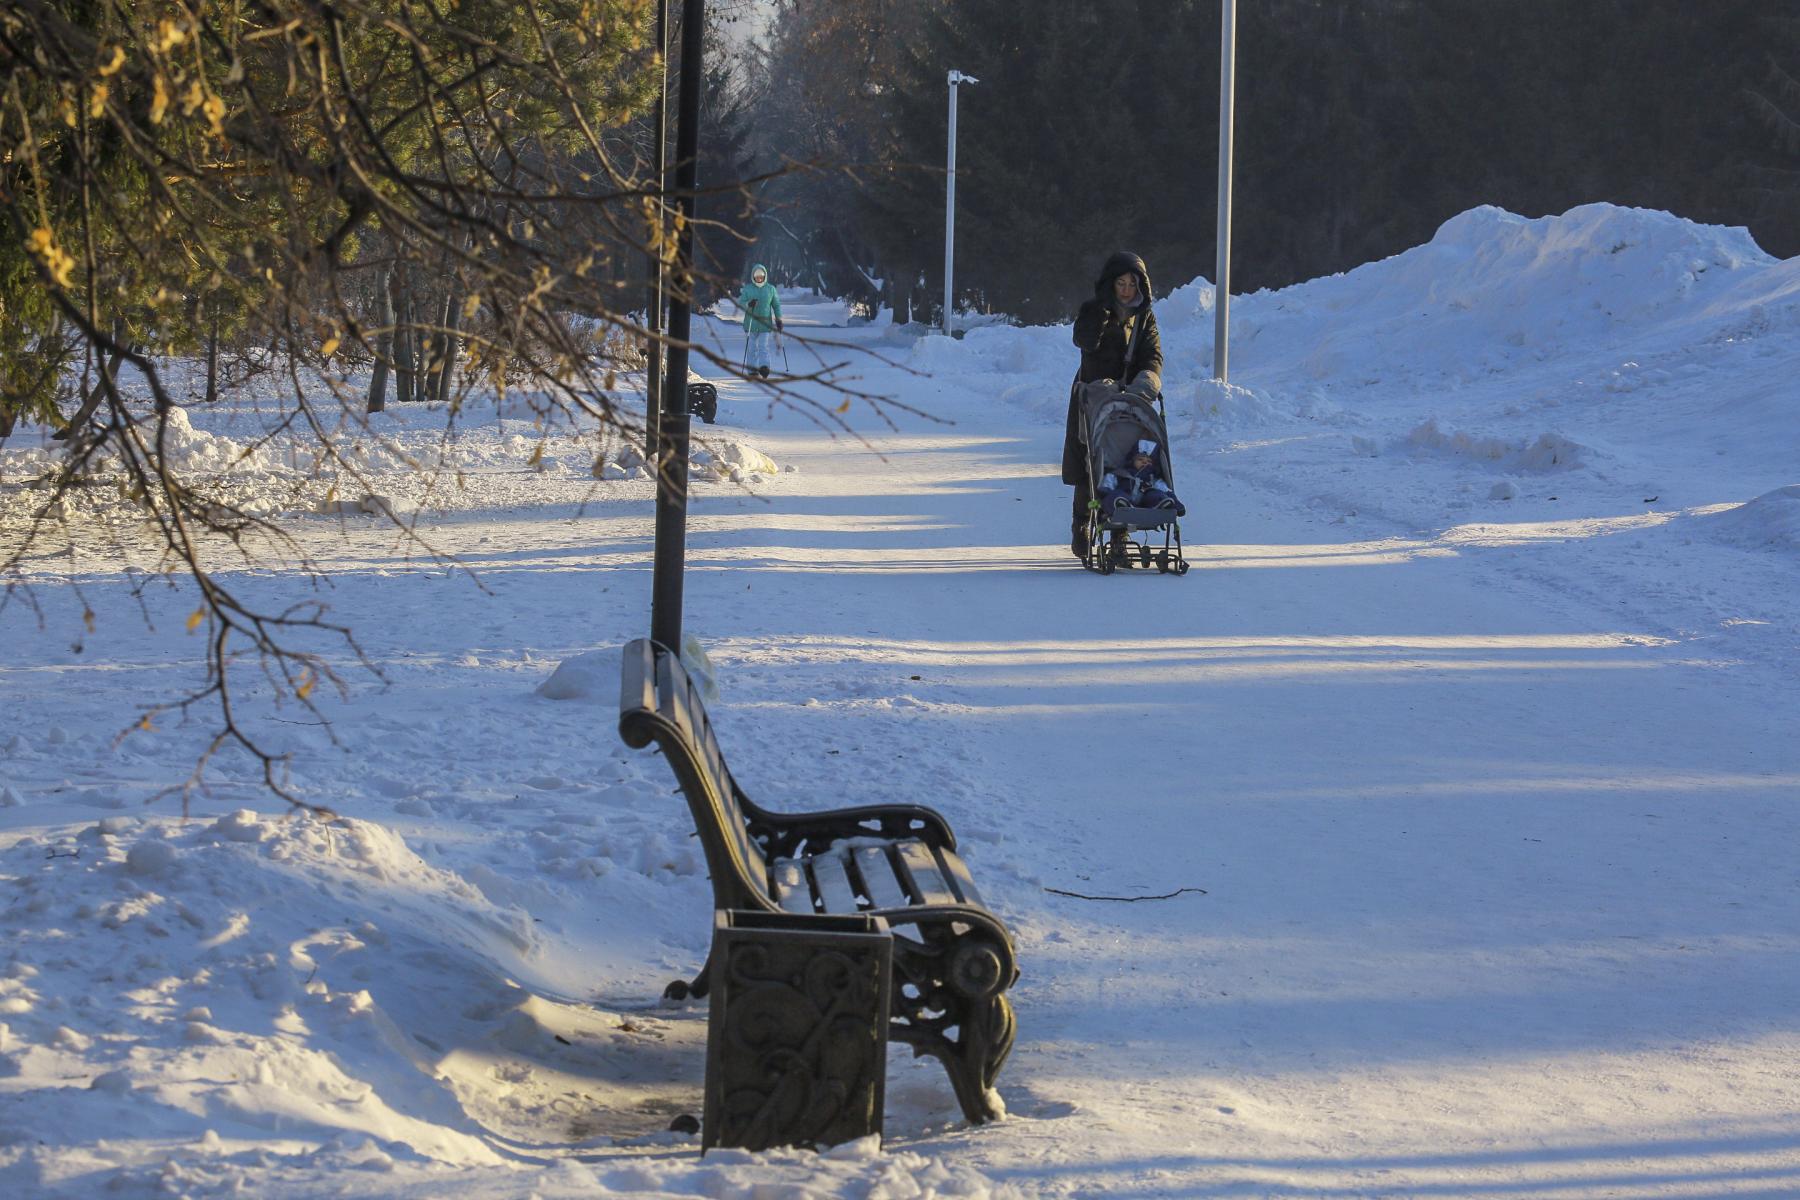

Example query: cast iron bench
[618,637,1017,1124]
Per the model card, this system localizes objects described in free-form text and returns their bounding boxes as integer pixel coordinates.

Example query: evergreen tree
[762,0,1797,319]
[1743,6,1800,251]
[758,0,946,317]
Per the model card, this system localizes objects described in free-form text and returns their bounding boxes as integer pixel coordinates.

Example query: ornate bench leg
[943,992,1015,1123]
[664,957,712,1002]
[890,938,1016,1125]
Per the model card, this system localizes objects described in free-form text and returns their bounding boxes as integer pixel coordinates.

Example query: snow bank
[0,406,329,525]
[1404,419,1589,474]
[536,649,618,701]
[692,438,781,484]
[1174,204,1779,392]
[0,805,1014,1195]
[904,204,1787,446]
[0,388,790,559]
[1696,485,1800,553]
[0,811,535,1169]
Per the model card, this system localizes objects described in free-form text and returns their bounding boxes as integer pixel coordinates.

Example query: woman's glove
[775,318,783,331]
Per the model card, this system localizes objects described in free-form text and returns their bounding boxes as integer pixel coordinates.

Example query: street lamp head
[947,70,979,87]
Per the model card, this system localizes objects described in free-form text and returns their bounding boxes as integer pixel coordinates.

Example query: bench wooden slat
[810,851,862,914]
[769,859,815,915]
[702,724,728,798]
[651,648,767,885]
[622,640,657,716]
[936,845,987,910]
[852,845,909,911]
[655,653,691,739]
[894,840,959,907]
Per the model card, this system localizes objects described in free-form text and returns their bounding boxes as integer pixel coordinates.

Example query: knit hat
[1136,439,1158,457]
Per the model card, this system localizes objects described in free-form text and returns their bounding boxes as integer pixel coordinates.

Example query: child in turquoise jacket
[737,263,781,378]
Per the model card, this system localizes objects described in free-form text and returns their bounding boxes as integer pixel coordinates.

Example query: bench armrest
[744,797,958,859]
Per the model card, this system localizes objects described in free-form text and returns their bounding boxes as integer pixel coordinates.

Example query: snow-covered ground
[2,203,1797,1198]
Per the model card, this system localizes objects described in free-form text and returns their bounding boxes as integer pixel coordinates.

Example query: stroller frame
[1075,382,1189,577]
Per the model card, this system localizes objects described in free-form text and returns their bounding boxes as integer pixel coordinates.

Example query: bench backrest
[618,639,772,911]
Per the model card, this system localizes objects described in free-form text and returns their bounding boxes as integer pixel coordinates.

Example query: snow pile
[692,438,780,484]
[906,325,1075,423]
[1403,419,1589,474]
[1,389,792,562]
[909,206,1788,454]
[1173,375,1296,434]
[1153,204,1779,391]
[901,205,1781,414]
[536,649,619,701]
[1696,485,1800,552]
[0,811,542,1168]
[0,407,326,525]
[0,799,1013,1195]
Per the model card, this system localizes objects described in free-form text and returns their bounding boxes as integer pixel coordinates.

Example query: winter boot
[1071,522,1088,559]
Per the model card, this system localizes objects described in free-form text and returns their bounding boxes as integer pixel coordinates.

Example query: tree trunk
[153,331,172,414]
[393,270,415,403]
[420,288,445,404]
[435,289,463,405]
[891,271,913,325]
[54,322,125,440]
[204,309,219,405]
[367,272,393,414]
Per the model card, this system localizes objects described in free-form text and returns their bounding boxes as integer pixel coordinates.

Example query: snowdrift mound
[906,325,1075,421]
[1696,486,1800,553]
[1190,204,1778,389]
[0,407,330,525]
[692,438,781,484]
[590,434,784,485]
[0,807,1016,1194]
[0,810,544,1168]
[1403,419,1589,474]
[536,649,618,701]
[909,204,1787,438]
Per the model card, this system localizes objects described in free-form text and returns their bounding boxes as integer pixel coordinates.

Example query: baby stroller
[1075,381,1189,576]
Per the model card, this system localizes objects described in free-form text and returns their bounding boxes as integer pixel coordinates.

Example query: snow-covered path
[5,205,1799,1197]
[682,298,1800,1197]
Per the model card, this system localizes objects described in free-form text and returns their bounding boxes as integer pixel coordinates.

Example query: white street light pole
[1214,0,1237,380]
[944,69,978,337]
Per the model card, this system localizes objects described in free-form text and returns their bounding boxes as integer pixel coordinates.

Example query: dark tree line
[760,0,1800,324]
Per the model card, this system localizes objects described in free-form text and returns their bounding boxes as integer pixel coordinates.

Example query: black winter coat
[1062,251,1164,486]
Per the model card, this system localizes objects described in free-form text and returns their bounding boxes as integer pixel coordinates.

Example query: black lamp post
[644,1,669,451]
[650,0,704,652]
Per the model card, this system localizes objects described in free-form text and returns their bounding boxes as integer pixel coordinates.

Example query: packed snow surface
[3,203,1798,1197]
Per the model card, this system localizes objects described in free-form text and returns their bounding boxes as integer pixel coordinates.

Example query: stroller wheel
[1156,551,1170,573]
[1097,553,1116,575]
[1137,542,1152,568]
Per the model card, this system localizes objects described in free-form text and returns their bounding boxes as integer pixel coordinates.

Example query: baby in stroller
[1074,385,1190,575]
[1098,438,1186,521]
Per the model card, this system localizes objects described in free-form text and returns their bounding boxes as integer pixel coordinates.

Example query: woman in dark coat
[1063,250,1163,557]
